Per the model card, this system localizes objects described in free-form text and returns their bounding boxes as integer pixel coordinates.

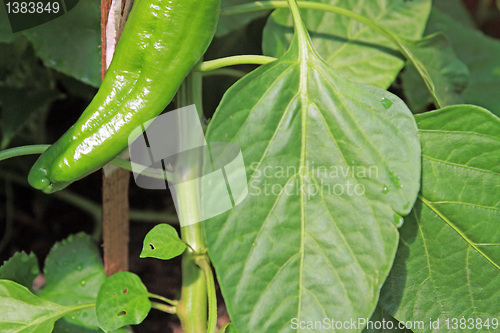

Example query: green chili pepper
[28,0,221,193]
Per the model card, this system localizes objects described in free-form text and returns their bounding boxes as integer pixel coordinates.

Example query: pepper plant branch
[196,55,277,72]
[148,293,178,306]
[221,1,440,107]
[195,255,218,333]
[174,71,210,333]
[202,68,247,79]
[151,301,177,314]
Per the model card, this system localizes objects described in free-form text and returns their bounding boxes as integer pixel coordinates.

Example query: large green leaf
[262,0,431,89]
[380,105,500,332]
[40,233,106,331]
[205,16,421,333]
[0,279,89,332]
[402,0,500,116]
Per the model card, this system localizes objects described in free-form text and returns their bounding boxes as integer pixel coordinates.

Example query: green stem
[195,255,217,333]
[202,68,247,79]
[174,70,211,333]
[196,55,276,72]
[149,292,178,306]
[222,1,439,106]
[0,145,49,162]
[151,301,177,314]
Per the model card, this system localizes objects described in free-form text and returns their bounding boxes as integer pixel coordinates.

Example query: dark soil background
[0,1,498,332]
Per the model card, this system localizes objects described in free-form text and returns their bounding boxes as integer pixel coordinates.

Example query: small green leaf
[0,279,88,332]
[381,105,500,332]
[401,33,469,111]
[140,224,186,260]
[96,272,151,332]
[263,0,431,88]
[0,252,39,291]
[40,233,106,331]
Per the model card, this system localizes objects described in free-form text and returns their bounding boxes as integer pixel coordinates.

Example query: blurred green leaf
[0,5,14,43]
[401,33,469,112]
[381,105,500,332]
[218,0,270,37]
[40,233,106,331]
[140,224,186,260]
[0,87,62,148]
[21,1,101,87]
[263,0,431,88]
[96,272,151,332]
[0,279,90,332]
[402,0,500,116]
[0,251,39,291]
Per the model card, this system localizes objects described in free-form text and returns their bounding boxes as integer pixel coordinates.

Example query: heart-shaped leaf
[140,224,187,260]
[205,6,421,332]
[380,105,500,332]
[96,272,151,332]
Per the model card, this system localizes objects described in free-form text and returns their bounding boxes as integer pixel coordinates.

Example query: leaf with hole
[96,272,151,332]
[140,224,187,260]
[204,16,421,333]
[380,105,500,332]
[262,0,431,89]
[39,233,106,331]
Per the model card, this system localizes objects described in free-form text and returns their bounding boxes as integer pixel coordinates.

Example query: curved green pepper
[28,0,221,193]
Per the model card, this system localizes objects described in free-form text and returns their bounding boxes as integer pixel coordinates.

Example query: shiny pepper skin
[28,0,221,193]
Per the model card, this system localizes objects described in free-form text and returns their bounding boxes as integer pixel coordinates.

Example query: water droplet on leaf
[381,186,389,194]
[80,280,86,287]
[381,97,393,109]
[389,172,402,188]
[393,214,404,228]
[251,242,257,247]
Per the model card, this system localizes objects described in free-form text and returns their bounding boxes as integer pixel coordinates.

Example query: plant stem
[196,55,276,72]
[195,255,217,333]
[149,293,178,306]
[151,301,177,314]
[0,145,49,162]
[202,68,247,79]
[175,70,211,333]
